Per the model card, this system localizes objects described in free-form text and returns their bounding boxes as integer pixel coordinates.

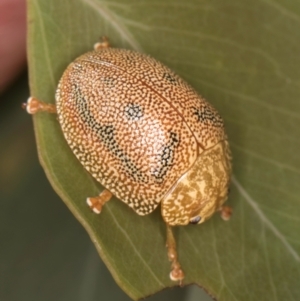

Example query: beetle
[25,38,232,283]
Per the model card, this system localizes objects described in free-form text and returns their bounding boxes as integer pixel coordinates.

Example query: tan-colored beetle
[25,38,232,283]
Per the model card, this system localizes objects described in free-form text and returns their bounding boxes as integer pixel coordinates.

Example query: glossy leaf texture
[27,0,300,300]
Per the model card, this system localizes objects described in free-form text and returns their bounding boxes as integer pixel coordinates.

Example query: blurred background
[0,0,211,300]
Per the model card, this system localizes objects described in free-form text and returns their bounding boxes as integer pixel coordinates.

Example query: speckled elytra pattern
[56,48,231,221]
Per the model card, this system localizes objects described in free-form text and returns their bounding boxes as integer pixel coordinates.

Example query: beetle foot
[86,197,103,214]
[170,262,184,284]
[168,249,185,284]
[86,189,113,214]
[94,36,110,50]
[219,205,232,221]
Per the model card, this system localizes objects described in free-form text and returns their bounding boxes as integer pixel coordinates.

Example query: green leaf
[27,0,300,300]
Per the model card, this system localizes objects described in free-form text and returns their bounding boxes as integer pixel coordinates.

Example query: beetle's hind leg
[23,97,56,114]
[166,225,184,284]
[218,205,232,221]
[87,189,113,214]
[94,36,110,50]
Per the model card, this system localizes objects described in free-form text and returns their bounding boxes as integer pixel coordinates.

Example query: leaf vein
[81,0,143,51]
[232,175,300,262]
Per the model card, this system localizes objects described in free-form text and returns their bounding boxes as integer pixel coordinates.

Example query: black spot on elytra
[124,103,143,121]
[152,132,180,184]
[74,86,148,184]
[192,106,223,127]
[101,77,115,88]
[163,72,178,85]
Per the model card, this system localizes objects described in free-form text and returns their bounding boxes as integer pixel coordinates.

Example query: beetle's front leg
[166,225,184,284]
[23,97,57,114]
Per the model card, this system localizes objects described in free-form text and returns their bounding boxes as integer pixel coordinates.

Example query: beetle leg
[94,36,110,50]
[87,189,113,214]
[219,205,232,221]
[23,97,57,114]
[166,225,184,284]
